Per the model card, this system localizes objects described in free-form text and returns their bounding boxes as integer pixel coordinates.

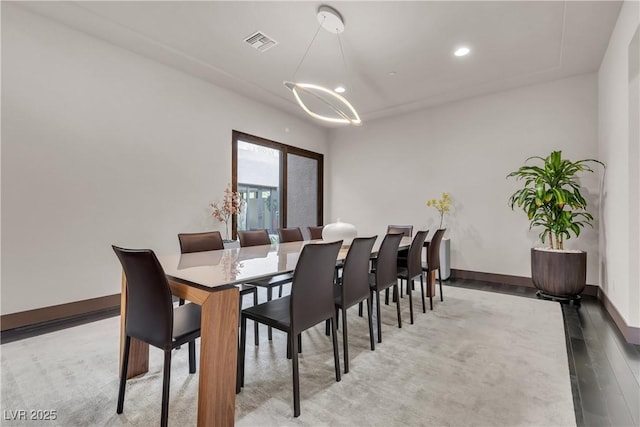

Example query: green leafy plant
[507,151,604,250]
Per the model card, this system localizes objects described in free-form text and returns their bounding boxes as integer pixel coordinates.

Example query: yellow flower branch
[426,192,451,229]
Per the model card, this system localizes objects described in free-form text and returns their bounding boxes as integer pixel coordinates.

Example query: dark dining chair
[238,229,294,341]
[307,226,324,240]
[369,233,403,343]
[277,227,304,297]
[387,224,413,237]
[113,246,200,427]
[388,225,412,280]
[178,231,224,254]
[278,227,304,243]
[334,236,377,373]
[397,230,429,323]
[237,240,343,417]
[422,228,447,309]
[178,231,259,344]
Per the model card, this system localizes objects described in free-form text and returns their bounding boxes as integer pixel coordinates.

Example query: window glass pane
[237,141,280,235]
[287,153,318,229]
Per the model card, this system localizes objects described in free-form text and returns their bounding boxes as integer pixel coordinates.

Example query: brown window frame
[231,130,323,240]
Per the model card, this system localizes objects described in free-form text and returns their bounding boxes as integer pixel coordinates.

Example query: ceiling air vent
[244,31,278,52]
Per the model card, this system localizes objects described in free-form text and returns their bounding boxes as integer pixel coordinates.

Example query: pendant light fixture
[284,5,362,126]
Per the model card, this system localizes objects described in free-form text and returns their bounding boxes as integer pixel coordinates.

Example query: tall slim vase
[439,238,450,280]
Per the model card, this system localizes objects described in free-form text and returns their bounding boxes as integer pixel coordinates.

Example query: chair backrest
[341,236,377,308]
[374,233,404,290]
[112,246,173,350]
[407,230,429,278]
[427,229,447,271]
[387,225,413,237]
[307,226,324,240]
[290,240,342,333]
[278,227,304,243]
[178,231,224,253]
[238,229,270,247]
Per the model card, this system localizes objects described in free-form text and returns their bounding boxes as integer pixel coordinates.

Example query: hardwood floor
[2,279,638,426]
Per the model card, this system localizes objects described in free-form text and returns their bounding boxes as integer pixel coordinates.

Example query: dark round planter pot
[531,248,587,299]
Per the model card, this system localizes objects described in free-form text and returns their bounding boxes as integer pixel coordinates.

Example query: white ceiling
[18,1,622,126]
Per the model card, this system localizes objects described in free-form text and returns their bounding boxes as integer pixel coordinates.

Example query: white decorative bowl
[322,219,357,246]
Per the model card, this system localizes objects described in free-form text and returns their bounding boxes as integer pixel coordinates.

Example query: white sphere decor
[322,219,357,246]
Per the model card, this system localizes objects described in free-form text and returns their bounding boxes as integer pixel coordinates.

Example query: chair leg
[278,283,283,298]
[116,336,131,414]
[298,333,302,354]
[375,290,382,344]
[291,331,301,417]
[331,316,341,383]
[325,319,330,336]
[188,340,196,374]
[160,350,171,427]
[341,306,349,374]
[176,299,184,350]
[407,279,414,325]
[385,288,390,305]
[439,268,444,301]
[253,289,259,345]
[420,273,426,313]
[366,298,375,351]
[358,301,363,317]
[428,271,433,310]
[394,285,402,329]
[267,287,273,341]
[237,315,247,392]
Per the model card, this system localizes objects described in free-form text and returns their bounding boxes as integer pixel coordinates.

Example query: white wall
[598,0,640,328]
[1,5,328,314]
[328,74,601,284]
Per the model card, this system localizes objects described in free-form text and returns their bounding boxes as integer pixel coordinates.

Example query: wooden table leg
[197,287,239,426]
[429,270,436,297]
[119,272,149,378]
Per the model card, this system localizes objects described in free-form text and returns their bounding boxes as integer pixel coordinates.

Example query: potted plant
[507,150,604,303]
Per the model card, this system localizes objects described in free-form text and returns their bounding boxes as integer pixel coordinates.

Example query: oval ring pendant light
[284,5,362,126]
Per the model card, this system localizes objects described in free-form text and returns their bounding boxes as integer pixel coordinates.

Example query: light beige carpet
[0,286,575,426]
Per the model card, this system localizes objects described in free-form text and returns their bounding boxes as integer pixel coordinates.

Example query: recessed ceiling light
[388,71,397,76]
[454,47,471,57]
[334,86,346,93]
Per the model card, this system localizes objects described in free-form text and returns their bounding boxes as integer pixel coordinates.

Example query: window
[232,131,323,240]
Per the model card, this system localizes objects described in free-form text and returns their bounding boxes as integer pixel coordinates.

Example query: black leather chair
[422,229,447,309]
[178,231,259,344]
[307,226,324,240]
[238,229,294,341]
[237,240,343,417]
[397,230,429,323]
[334,236,377,373]
[113,246,200,427]
[369,233,403,343]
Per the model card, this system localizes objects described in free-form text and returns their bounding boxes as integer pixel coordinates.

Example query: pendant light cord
[292,17,326,80]
[337,32,354,98]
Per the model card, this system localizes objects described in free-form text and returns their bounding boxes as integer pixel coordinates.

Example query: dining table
[118,235,411,426]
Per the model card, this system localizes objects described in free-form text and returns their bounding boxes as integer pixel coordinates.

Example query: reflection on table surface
[160,236,410,289]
